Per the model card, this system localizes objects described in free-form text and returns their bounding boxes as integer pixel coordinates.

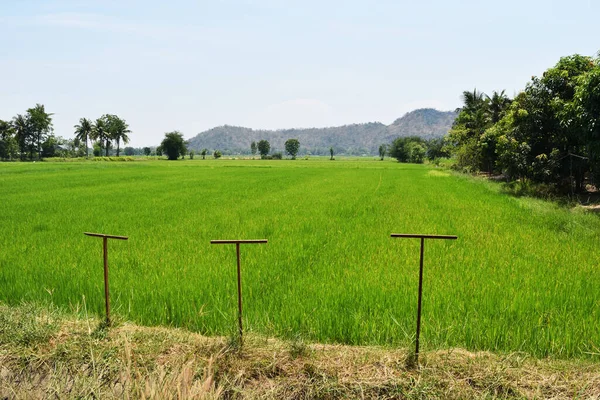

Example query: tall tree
[27,104,53,160]
[74,118,93,158]
[0,119,17,160]
[13,114,32,160]
[92,117,110,156]
[284,138,300,159]
[378,144,386,160]
[160,131,187,160]
[250,141,257,156]
[257,140,270,158]
[105,115,131,156]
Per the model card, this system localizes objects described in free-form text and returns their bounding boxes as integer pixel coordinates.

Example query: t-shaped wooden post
[84,232,129,325]
[211,239,267,344]
[391,233,457,365]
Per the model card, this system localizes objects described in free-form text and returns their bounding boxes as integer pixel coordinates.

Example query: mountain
[187,108,457,155]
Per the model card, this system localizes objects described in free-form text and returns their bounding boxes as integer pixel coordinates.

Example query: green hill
[187,108,457,155]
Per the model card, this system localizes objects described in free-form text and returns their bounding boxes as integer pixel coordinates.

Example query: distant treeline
[0,109,146,160]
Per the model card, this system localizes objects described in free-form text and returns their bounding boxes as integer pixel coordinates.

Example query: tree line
[248,139,301,159]
[0,106,132,161]
[445,53,600,193]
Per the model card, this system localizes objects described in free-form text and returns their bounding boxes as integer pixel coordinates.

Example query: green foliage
[201,148,207,159]
[284,138,300,159]
[378,144,386,160]
[27,104,54,160]
[143,147,152,156]
[272,152,283,160]
[41,135,60,158]
[124,147,135,156]
[329,147,334,160]
[93,143,102,157]
[104,115,131,157]
[258,140,270,157]
[189,150,194,159]
[447,89,511,173]
[213,150,222,159]
[160,131,187,160]
[91,117,110,156]
[425,138,449,161]
[250,141,257,155]
[0,119,17,160]
[446,54,600,194]
[389,136,426,163]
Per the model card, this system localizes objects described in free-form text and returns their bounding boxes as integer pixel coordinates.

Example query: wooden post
[211,239,267,344]
[390,233,457,365]
[84,232,129,324]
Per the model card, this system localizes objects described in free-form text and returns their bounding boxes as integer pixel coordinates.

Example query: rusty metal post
[103,236,110,323]
[391,233,457,365]
[236,242,243,340]
[415,237,424,359]
[211,239,268,344]
[85,232,129,325]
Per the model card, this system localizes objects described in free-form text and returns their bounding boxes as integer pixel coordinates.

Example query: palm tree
[106,115,131,157]
[74,118,93,158]
[486,90,512,123]
[92,117,110,156]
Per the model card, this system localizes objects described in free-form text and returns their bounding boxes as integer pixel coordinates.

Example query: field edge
[1,302,598,399]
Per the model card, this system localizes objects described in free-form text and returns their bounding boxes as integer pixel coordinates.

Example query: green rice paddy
[0,159,598,358]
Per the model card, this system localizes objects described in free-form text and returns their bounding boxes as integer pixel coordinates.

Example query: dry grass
[0,303,598,399]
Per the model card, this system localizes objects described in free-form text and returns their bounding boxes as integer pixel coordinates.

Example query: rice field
[0,159,598,358]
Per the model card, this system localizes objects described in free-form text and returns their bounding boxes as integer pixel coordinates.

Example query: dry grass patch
[0,303,598,399]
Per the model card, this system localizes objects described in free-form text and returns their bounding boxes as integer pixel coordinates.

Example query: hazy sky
[1,0,598,147]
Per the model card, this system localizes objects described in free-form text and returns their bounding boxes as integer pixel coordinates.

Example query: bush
[213,150,222,159]
[272,152,283,160]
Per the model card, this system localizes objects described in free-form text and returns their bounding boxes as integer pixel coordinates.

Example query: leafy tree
[0,119,17,160]
[124,147,135,156]
[41,135,61,158]
[27,104,53,160]
[189,150,195,159]
[105,115,130,157]
[213,150,222,159]
[143,147,151,156]
[447,88,513,173]
[378,144,386,160]
[285,138,300,159]
[201,148,207,159]
[93,143,102,156]
[330,147,334,160]
[74,118,93,158]
[426,138,449,161]
[156,146,163,156]
[250,141,257,156]
[389,137,426,163]
[13,114,32,160]
[257,140,270,158]
[160,131,187,160]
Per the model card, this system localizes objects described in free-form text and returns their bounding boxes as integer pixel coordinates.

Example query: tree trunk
[106,139,109,156]
[116,138,120,157]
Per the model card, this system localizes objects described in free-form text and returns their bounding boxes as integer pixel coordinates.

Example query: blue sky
[1,0,598,147]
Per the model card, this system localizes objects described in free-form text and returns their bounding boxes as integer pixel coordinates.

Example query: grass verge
[1,303,598,399]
